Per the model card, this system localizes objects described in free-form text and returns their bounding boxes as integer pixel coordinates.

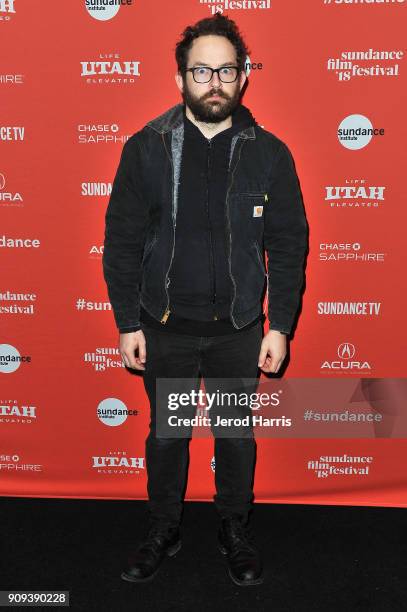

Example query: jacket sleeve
[102,136,149,332]
[263,141,308,335]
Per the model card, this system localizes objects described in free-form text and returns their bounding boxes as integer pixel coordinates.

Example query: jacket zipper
[225,138,246,328]
[160,130,248,326]
[160,132,176,323]
[206,138,217,320]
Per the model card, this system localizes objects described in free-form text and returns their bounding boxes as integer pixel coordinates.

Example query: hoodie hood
[229,102,258,132]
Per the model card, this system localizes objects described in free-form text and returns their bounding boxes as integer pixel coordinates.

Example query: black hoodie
[139,102,263,336]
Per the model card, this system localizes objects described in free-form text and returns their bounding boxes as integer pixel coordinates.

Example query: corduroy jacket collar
[146,102,257,140]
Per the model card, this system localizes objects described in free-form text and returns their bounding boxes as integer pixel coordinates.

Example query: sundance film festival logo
[199,0,271,14]
[84,346,125,371]
[307,454,373,479]
[80,53,141,84]
[327,49,403,81]
[0,290,37,316]
[0,173,23,208]
[85,0,133,21]
[319,242,385,262]
[338,115,384,150]
[0,0,16,20]
[321,343,372,372]
[325,179,385,208]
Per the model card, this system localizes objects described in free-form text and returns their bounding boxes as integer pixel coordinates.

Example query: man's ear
[175,72,184,94]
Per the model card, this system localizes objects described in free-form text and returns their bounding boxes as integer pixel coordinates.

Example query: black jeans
[140,319,263,527]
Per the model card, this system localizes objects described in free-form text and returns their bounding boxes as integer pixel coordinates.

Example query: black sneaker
[218,516,263,586]
[121,522,181,583]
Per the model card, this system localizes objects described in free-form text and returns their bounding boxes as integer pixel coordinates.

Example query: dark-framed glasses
[185,65,239,83]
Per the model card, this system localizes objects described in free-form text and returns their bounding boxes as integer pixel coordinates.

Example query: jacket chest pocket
[236,192,268,221]
[239,191,267,199]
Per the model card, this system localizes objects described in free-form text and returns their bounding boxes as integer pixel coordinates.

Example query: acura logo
[337,343,356,359]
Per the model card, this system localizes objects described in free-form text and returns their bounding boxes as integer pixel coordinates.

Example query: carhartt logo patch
[253,205,263,217]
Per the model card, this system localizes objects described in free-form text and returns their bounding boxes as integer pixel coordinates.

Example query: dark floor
[1,497,406,611]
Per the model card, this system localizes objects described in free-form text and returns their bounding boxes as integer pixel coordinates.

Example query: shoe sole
[120,539,182,583]
[219,543,264,586]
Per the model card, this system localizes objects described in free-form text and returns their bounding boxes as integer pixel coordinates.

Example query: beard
[181,78,241,124]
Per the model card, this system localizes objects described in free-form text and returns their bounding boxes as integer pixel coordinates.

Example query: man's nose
[210,71,222,87]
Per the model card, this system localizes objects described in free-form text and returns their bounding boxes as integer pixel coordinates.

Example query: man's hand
[258,329,287,373]
[119,330,146,370]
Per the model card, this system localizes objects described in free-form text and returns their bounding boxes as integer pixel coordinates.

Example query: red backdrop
[1,0,406,506]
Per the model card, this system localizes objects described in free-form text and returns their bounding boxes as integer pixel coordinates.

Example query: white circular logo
[338,114,373,150]
[85,0,121,21]
[0,344,22,374]
[97,398,128,426]
[245,54,251,77]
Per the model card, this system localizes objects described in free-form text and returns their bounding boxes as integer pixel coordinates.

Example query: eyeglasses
[185,65,239,83]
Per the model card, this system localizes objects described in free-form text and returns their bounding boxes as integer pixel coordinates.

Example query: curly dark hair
[175,13,251,76]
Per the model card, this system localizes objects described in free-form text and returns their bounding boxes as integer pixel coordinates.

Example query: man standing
[102,14,308,586]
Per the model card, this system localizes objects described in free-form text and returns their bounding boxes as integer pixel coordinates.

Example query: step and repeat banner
[1,1,406,506]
